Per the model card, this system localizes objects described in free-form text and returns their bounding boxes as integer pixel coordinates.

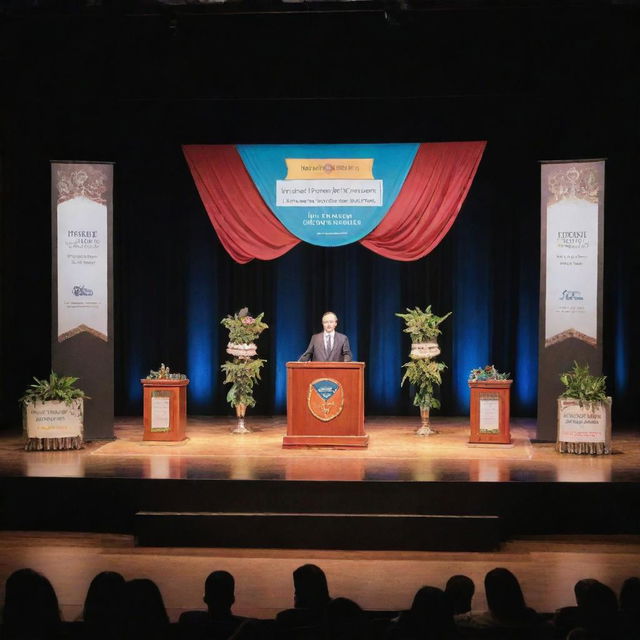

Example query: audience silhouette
[1,565,637,640]
[457,567,552,638]
[2,568,62,640]
[1,569,61,640]
[326,597,371,640]
[275,564,331,636]
[179,570,247,639]
[445,574,475,619]
[79,571,125,640]
[554,578,595,639]
[389,585,458,639]
[576,579,620,640]
[619,576,640,640]
[122,578,170,640]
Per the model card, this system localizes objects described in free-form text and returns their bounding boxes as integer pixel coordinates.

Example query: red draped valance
[183,141,486,263]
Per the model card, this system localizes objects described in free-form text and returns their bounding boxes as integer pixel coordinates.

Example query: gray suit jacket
[299,331,352,362]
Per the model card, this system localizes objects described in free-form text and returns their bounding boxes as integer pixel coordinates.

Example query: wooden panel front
[285,362,365,445]
[141,379,189,442]
[469,381,512,445]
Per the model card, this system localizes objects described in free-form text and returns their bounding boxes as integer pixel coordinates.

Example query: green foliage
[396,306,451,410]
[146,363,186,380]
[220,308,269,410]
[220,358,266,408]
[20,372,88,406]
[395,306,452,342]
[400,359,447,409]
[468,365,511,382]
[560,361,608,407]
[221,308,268,344]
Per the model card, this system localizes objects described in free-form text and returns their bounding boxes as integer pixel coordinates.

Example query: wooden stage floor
[1,415,639,482]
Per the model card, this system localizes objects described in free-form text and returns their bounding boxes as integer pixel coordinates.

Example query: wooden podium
[141,378,189,442]
[284,362,368,449]
[468,380,512,445]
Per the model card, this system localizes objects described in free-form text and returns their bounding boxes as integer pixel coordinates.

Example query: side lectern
[141,378,189,442]
[468,380,512,445]
[284,362,368,448]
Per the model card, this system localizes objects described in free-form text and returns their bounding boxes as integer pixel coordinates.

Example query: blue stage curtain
[90,141,633,422]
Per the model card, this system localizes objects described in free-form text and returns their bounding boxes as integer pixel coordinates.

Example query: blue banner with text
[237,143,419,246]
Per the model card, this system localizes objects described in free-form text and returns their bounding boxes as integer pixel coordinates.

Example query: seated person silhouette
[276,564,331,633]
[122,579,170,640]
[179,570,247,640]
[80,570,126,639]
[444,574,475,623]
[388,586,457,640]
[2,568,62,640]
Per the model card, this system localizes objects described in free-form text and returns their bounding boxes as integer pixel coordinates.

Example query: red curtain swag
[183,141,486,264]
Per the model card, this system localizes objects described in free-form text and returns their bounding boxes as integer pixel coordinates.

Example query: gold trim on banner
[56,165,108,204]
[547,165,600,205]
[58,324,108,343]
[285,158,374,180]
[545,328,597,348]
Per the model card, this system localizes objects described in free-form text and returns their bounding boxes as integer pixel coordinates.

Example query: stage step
[134,511,501,551]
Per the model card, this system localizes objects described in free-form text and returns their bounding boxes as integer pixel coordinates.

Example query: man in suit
[299,311,352,362]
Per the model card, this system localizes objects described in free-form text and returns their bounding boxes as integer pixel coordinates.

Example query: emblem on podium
[308,378,344,422]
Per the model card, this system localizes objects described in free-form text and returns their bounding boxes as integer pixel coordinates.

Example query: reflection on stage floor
[1,416,638,483]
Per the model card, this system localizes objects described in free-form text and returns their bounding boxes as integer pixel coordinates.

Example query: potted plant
[396,305,452,358]
[396,306,451,435]
[20,372,88,451]
[557,362,611,455]
[468,365,513,444]
[220,308,268,433]
[145,363,187,381]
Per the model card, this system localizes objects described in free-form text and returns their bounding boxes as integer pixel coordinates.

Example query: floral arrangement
[146,363,187,380]
[221,307,268,358]
[220,308,268,410]
[468,365,511,382]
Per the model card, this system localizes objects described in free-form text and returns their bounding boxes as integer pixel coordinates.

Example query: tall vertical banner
[52,162,114,440]
[537,160,605,441]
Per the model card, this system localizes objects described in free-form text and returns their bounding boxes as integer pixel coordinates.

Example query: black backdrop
[1,3,638,430]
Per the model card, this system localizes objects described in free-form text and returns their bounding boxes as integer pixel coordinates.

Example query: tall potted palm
[396,306,452,435]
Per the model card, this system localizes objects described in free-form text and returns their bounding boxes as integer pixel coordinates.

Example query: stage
[1,416,639,551]
[2,416,639,482]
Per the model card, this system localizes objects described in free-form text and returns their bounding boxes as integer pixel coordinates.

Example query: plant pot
[23,399,84,451]
[231,402,252,434]
[410,341,440,359]
[556,397,612,455]
[416,406,437,436]
[226,342,257,358]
